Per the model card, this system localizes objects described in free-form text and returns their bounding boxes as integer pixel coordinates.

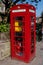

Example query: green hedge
[0,24,10,32]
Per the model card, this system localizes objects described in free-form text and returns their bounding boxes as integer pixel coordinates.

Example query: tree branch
[2,0,6,4]
[13,0,20,5]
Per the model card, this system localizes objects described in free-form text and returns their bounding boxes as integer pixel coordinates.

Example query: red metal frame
[10,4,36,63]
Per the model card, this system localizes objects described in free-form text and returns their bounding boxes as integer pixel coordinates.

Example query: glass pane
[31,16,34,53]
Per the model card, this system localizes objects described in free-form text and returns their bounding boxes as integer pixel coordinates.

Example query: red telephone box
[10,4,36,62]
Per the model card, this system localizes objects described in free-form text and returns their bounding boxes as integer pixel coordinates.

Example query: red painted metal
[10,4,36,63]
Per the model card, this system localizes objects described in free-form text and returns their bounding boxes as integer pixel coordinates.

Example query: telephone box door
[10,13,26,60]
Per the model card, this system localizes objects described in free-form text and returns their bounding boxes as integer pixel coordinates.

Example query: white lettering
[12,9,26,13]
[29,9,35,13]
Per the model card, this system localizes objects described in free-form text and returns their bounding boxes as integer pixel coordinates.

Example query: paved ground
[0,41,43,65]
